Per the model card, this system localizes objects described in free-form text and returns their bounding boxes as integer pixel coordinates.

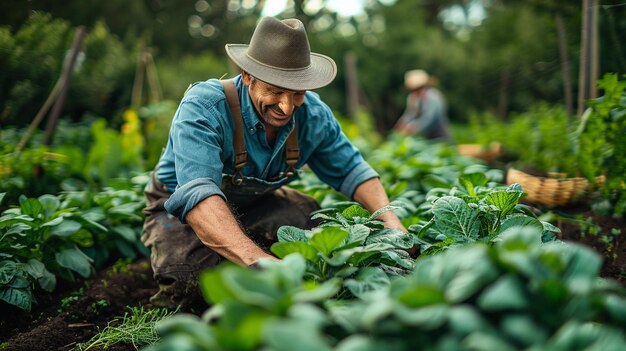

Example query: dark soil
[554,207,626,285]
[0,259,160,351]
[1,207,624,351]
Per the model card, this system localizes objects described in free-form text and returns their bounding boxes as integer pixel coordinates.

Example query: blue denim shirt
[156,75,378,222]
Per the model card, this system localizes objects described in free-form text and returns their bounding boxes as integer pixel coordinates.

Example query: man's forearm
[185,195,277,266]
[352,178,405,231]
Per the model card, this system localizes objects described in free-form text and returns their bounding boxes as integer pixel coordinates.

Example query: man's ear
[241,70,251,86]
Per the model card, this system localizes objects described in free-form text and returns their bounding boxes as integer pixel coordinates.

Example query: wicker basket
[457,143,503,162]
[506,168,604,207]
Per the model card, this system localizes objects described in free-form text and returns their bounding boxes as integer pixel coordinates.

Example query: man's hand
[352,178,417,257]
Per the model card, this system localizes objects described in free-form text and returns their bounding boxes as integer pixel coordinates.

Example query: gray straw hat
[225,17,337,91]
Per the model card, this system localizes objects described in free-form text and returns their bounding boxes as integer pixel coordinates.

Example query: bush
[0,13,137,127]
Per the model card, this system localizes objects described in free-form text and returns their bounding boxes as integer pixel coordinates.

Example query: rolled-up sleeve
[162,94,229,222]
[164,178,225,221]
[338,162,379,198]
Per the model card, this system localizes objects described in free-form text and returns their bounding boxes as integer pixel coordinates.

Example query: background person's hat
[404,69,429,90]
[225,17,337,91]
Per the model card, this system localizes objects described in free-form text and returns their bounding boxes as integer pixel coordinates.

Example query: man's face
[242,72,306,128]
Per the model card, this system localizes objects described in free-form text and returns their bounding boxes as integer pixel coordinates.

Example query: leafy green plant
[61,175,149,268]
[147,254,341,351]
[408,173,560,256]
[578,73,626,216]
[323,228,626,351]
[270,203,415,291]
[0,194,97,310]
[0,176,148,311]
[148,229,626,351]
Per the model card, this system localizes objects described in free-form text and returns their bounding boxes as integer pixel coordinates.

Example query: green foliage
[271,203,414,289]
[468,104,580,175]
[408,175,560,256]
[0,194,97,310]
[0,145,86,209]
[84,116,145,185]
[0,175,148,311]
[156,51,230,101]
[138,101,177,170]
[366,134,503,196]
[61,174,149,268]
[149,229,626,351]
[0,13,71,126]
[578,73,626,216]
[0,13,137,126]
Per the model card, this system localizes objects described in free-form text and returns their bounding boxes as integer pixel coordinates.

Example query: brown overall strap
[220,79,300,181]
[285,124,299,176]
[221,79,246,184]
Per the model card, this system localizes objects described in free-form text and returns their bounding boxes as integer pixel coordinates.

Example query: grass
[73,306,178,351]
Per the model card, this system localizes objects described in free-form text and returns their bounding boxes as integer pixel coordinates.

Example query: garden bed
[0,259,160,351]
[1,209,623,351]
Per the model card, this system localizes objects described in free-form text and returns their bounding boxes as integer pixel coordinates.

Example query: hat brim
[225,44,337,91]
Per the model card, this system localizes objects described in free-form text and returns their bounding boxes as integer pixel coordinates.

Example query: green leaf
[199,266,236,304]
[393,304,449,329]
[342,205,370,220]
[221,267,282,307]
[478,275,528,310]
[49,220,82,237]
[397,285,446,308]
[55,247,93,278]
[380,250,414,269]
[501,314,548,345]
[155,314,217,348]
[276,226,308,243]
[498,215,543,236]
[460,173,489,196]
[270,241,318,261]
[38,195,61,218]
[293,278,342,302]
[0,214,36,229]
[369,205,397,220]
[112,225,137,242]
[432,196,480,241]
[448,305,492,335]
[22,258,46,279]
[485,190,522,217]
[463,332,517,351]
[40,217,63,227]
[0,260,17,284]
[365,228,413,249]
[0,193,5,205]
[324,243,393,266]
[78,214,108,233]
[345,224,370,245]
[265,319,332,351]
[344,267,390,298]
[0,286,32,311]
[309,227,349,256]
[19,197,43,218]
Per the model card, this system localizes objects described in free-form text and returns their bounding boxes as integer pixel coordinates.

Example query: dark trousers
[141,173,320,307]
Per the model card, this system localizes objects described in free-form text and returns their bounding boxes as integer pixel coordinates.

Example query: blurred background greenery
[2,0,625,130]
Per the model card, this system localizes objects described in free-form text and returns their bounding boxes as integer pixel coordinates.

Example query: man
[142,17,407,308]
[394,69,453,141]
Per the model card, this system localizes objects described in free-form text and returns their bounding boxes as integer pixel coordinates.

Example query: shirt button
[249,128,254,133]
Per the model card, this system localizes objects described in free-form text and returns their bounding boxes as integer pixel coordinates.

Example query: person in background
[394,69,453,141]
[141,17,412,308]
